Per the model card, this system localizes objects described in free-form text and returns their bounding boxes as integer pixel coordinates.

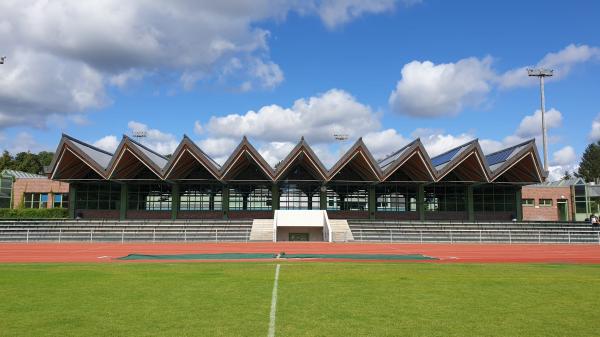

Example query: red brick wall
[76,210,120,219]
[521,186,572,221]
[374,211,419,220]
[474,211,514,221]
[177,211,223,219]
[227,211,274,219]
[425,211,468,221]
[12,178,69,208]
[126,210,172,219]
[327,211,369,219]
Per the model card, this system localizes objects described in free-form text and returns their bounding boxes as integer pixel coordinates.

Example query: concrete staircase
[329,219,354,242]
[249,219,274,241]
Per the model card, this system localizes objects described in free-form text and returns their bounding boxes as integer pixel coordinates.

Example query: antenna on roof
[132,130,147,139]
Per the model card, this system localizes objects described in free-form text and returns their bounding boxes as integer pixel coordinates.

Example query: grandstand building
[48,134,545,222]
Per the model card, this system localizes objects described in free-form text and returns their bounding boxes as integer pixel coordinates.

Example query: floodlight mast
[527,68,553,174]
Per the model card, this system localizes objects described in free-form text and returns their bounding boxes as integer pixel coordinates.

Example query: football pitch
[1,263,599,337]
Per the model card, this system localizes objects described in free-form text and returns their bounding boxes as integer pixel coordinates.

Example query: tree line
[0,151,54,175]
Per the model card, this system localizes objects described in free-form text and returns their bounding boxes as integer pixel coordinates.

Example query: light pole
[527,68,553,173]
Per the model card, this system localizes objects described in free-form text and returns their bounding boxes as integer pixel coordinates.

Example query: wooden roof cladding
[219,137,274,181]
[48,134,112,180]
[328,138,381,182]
[434,140,492,182]
[163,136,221,181]
[48,134,547,184]
[380,139,436,182]
[273,137,328,181]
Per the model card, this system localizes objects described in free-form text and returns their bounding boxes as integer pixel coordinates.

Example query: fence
[0,227,251,243]
[350,228,600,244]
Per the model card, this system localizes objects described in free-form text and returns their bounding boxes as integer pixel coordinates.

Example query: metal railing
[0,227,251,243]
[350,228,600,244]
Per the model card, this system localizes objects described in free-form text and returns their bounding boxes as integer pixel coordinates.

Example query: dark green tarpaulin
[118,253,437,261]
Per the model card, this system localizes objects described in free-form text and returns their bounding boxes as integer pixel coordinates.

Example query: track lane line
[268,264,281,337]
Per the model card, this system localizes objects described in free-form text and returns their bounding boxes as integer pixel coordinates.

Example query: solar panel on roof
[486,148,514,166]
[431,147,461,167]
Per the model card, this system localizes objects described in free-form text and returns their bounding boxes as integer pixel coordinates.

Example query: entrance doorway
[289,233,309,241]
[557,199,568,221]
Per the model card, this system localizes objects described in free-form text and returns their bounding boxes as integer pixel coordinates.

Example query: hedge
[0,208,68,219]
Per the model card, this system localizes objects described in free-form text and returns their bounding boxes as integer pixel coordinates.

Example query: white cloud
[514,108,563,138]
[250,59,284,89]
[317,0,399,28]
[0,1,402,130]
[389,57,496,117]
[1,131,49,153]
[499,44,600,88]
[259,142,296,167]
[552,146,576,166]
[127,121,178,155]
[363,129,409,160]
[390,44,600,117]
[204,89,380,143]
[589,114,600,141]
[193,121,204,135]
[93,135,119,153]
[196,137,239,165]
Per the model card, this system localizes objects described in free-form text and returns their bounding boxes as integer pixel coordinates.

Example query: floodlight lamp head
[527,68,554,77]
[0,56,5,64]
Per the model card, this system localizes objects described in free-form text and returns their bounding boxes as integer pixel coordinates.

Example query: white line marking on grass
[268,264,281,337]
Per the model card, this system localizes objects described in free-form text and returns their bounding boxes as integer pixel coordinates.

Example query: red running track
[2,242,600,263]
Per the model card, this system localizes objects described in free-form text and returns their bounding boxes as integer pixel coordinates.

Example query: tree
[562,171,573,180]
[13,152,43,175]
[37,151,54,167]
[577,141,600,183]
[0,151,13,171]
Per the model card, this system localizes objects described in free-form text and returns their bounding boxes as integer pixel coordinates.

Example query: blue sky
[0,0,599,179]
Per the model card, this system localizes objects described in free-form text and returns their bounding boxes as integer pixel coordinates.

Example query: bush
[0,208,68,219]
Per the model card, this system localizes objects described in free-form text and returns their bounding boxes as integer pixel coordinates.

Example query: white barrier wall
[274,210,325,227]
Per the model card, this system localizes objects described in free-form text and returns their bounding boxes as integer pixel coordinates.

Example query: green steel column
[271,184,279,211]
[222,185,229,219]
[119,184,128,220]
[68,183,77,218]
[368,185,376,219]
[171,184,180,220]
[320,185,327,210]
[467,185,475,222]
[417,184,425,221]
[515,188,523,221]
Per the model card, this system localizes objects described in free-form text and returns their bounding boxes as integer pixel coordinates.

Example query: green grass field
[1,263,599,337]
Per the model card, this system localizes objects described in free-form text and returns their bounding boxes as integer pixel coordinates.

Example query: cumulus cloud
[390,44,600,117]
[1,131,49,153]
[196,137,239,165]
[589,114,600,141]
[0,0,402,130]
[204,89,380,143]
[127,121,179,155]
[93,135,119,153]
[363,129,409,159]
[316,0,406,28]
[389,57,496,117]
[514,108,563,138]
[552,146,576,166]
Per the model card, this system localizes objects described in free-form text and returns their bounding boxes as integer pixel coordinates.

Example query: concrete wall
[76,209,120,219]
[276,226,324,241]
[522,186,572,221]
[12,178,69,208]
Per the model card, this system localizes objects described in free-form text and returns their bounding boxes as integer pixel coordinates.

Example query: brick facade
[12,178,69,208]
[521,186,572,221]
